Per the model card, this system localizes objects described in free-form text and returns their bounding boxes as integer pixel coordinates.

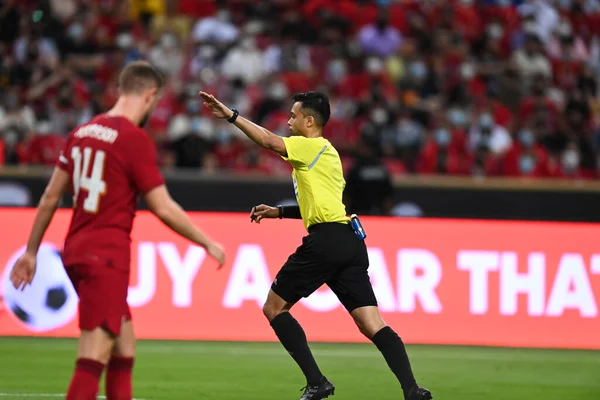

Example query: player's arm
[25,167,70,255]
[199,91,286,156]
[11,166,70,290]
[250,204,302,223]
[144,185,225,267]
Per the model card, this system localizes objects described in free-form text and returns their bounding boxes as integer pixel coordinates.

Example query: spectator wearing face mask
[399,58,439,102]
[547,139,586,178]
[468,112,513,156]
[502,127,550,177]
[447,107,472,136]
[417,125,470,175]
[167,96,215,168]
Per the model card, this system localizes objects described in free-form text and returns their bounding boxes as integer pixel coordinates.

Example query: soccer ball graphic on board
[1,243,78,332]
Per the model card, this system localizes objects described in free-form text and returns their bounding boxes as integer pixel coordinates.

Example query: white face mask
[366,57,384,74]
[562,149,580,170]
[410,61,428,79]
[268,83,288,100]
[116,33,133,49]
[557,21,572,37]
[68,23,85,41]
[160,34,177,49]
[240,37,256,51]
[4,130,18,147]
[217,10,231,22]
[36,121,53,136]
[461,63,475,80]
[479,113,494,129]
[328,59,348,82]
[488,24,504,40]
[370,108,389,125]
[199,45,216,60]
[523,21,537,34]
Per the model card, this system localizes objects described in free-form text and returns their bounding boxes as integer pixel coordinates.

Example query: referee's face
[288,101,308,137]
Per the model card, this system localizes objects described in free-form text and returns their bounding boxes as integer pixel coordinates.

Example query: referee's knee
[262,302,282,321]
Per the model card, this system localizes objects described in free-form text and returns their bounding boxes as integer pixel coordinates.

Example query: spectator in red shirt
[502,128,550,177]
[417,126,469,175]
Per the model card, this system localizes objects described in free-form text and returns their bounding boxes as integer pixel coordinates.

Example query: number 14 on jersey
[71,146,107,213]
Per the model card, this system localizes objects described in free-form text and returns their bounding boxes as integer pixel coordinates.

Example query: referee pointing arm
[200,90,432,400]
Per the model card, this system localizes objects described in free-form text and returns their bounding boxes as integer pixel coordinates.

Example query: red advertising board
[0,209,598,349]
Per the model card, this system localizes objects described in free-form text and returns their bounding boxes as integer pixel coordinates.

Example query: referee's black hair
[293,91,331,128]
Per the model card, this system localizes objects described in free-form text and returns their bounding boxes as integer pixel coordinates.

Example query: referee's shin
[270,312,324,385]
[372,326,417,396]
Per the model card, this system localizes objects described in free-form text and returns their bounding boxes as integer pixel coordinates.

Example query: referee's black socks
[270,312,324,385]
[372,326,417,396]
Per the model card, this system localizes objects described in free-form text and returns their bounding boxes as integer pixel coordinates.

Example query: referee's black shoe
[299,377,335,400]
[406,385,433,400]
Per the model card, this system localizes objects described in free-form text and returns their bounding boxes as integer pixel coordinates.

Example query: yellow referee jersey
[281,136,349,231]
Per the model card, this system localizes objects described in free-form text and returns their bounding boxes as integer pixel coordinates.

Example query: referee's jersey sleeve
[281,136,326,170]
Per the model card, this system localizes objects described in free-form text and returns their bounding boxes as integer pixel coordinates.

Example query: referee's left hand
[250,204,279,224]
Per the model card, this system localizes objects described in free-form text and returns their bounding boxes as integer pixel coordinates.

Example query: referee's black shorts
[271,221,378,313]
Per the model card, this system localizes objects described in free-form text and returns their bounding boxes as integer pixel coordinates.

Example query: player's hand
[250,204,279,224]
[199,91,233,120]
[10,251,37,291]
[207,242,226,269]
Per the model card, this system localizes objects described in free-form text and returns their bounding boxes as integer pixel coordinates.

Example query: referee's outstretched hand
[250,204,279,224]
[199,91,232,120]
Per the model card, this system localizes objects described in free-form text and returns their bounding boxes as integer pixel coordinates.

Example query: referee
[200,90,432,400]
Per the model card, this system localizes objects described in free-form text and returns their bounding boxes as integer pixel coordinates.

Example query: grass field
[0,338,598,400]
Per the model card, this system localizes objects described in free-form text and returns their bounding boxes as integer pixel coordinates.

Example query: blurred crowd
[2,0,600,181]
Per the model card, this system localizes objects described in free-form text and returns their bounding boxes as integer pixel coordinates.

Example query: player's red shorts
[65,264,131,337]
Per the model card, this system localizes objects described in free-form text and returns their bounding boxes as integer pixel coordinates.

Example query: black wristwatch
[227,108,239,123]
[277,205,283,219]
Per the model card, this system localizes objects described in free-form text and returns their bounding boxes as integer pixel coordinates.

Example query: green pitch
[0,337,598,400]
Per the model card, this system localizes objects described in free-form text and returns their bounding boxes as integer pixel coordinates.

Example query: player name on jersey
[73,124,119,144]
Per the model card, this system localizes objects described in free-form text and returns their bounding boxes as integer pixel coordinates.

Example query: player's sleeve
[128,133,165,194]
[281,136,328,170]
[56,136,72,174]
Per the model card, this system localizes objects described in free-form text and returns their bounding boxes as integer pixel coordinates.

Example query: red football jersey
[57,115,164,270]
